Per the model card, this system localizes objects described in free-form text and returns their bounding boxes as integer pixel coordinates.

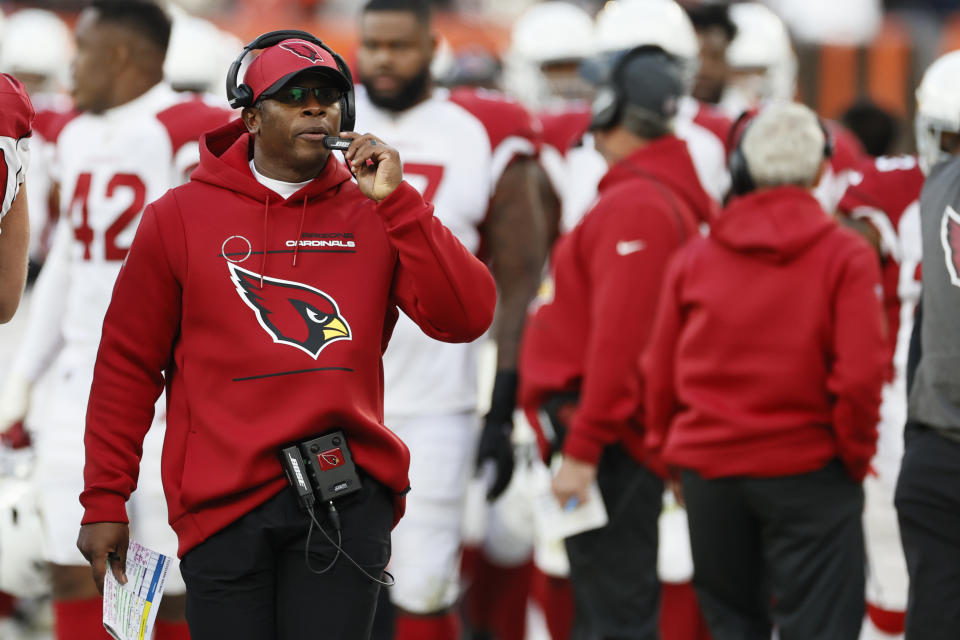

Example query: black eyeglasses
[270,86,343,106]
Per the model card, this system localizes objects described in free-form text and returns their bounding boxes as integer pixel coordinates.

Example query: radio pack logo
[317,447,345,471]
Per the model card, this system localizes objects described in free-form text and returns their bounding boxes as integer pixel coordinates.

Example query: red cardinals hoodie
[643,186,887,481]
[519,135,714,466]
[80,119,496,555]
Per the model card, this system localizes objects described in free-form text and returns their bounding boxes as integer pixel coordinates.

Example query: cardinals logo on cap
[229,263,351,358]
[941,205,960,289]
[280,41,325,64]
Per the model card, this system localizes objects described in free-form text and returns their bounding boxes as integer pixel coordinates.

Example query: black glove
[476,370,517,501]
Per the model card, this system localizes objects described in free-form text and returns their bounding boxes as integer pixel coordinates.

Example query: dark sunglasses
[270,86,343,106]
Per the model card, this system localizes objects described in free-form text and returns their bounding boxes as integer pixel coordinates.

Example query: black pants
[895,426,960,640]
[179,478,393,640]
[681,460,865,640]
[564,445,664,640]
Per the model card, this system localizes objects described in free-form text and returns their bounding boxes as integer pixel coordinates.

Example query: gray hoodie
[907,154,960,441]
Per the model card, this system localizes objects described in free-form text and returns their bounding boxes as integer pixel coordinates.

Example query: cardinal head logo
[317,448,344,471]
[940,204,960,289]
[280,41,325,64]
[229,263,351,358]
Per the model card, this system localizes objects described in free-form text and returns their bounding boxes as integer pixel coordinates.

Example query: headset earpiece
[590,85,622,131]
[726,110,755,196]
[226,29,356,131]
[589,49,639,132]
[225,56,254,108]
[820,119,834,159]
[727,144,755,197]
[589,46,681,133]
[334,50,356,132]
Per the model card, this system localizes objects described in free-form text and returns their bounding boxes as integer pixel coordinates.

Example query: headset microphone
[322,136,352,151]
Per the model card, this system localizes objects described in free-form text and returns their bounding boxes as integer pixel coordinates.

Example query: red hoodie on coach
[643,186,887,482]
[80,119,496,556]
[519,135,714,466]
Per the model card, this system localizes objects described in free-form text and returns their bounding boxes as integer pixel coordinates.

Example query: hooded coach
[643,102,887,639]
[76,31,495,639]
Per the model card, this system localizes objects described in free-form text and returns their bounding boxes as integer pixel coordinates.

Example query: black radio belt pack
[280,430,362,511]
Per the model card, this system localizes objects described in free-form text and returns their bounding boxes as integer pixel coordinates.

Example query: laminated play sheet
[102,540,171,640]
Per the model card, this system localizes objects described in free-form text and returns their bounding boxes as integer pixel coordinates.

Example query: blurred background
[2,0,960,154]
[0,2,949,638]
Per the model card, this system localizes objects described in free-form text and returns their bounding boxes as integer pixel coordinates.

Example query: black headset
[727,109,835,197]
[591,47,644,131]
[226,29,356,132]
[590,51,633,131]
[590,46,679,132]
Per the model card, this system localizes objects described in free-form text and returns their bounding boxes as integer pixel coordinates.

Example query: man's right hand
[77,522,130,594]
[0,372,30,434]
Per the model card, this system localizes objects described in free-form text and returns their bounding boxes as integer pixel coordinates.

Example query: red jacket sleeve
[381,182,496,342]
[80,198,185,524]
[641,252,686,465]
[562,191,684,464]
[828,239,887,481]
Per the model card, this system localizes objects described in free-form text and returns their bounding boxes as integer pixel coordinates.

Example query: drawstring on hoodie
[293,197,307,267]
[261,195,269,287]
[260,194,309,284]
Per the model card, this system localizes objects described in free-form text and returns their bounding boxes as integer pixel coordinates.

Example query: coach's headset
[226,29,356,132]
[726,109,835,197]
[590,45,680,134]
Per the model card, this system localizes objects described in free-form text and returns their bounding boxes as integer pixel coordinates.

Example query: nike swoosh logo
[616,239,646,256]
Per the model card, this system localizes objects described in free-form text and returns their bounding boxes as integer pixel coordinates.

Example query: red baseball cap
[243,38,351,103]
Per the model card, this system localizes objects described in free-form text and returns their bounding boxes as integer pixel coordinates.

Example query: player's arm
[78,199,184,593]
[0,215,71,435]
[0,186,29,323]
[476,157,550,499]
[487,158,551,369]
[553,202,680,506]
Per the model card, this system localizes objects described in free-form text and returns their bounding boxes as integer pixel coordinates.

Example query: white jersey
[558,133,606,233]
[24,92,73,262]
[12,83,232,378]
[354,85,538,417]
[674,96,731,203]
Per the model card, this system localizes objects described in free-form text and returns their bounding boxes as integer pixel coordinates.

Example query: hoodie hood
[599,135,718,225]
[192,118,357,280]
[192,118,353,204]
[712,186,835,262]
